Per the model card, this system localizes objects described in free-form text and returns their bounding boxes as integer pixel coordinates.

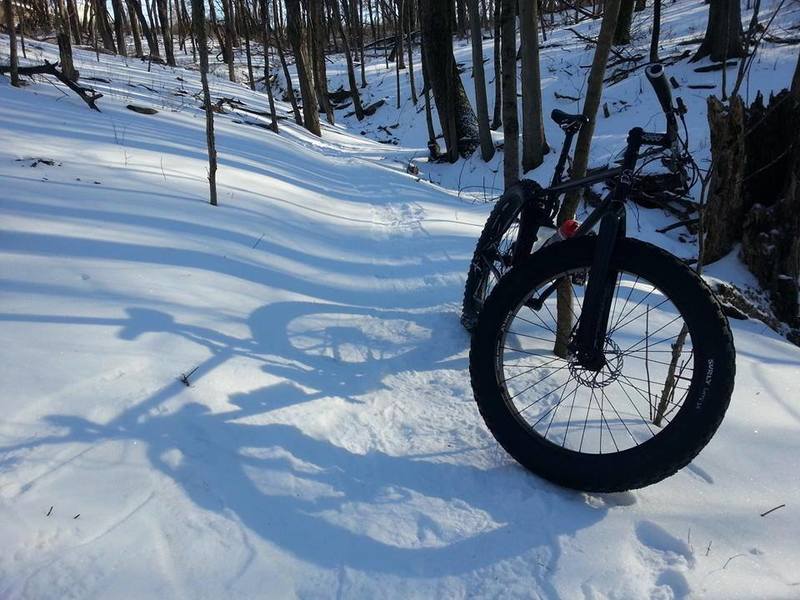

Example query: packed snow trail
[2,12,800,600]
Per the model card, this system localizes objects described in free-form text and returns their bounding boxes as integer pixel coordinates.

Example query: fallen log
[0,60,102,110]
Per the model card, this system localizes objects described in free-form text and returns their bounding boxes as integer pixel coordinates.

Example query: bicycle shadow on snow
[1,301,613,585]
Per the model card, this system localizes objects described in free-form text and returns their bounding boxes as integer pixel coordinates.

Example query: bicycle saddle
[550,109,589,128]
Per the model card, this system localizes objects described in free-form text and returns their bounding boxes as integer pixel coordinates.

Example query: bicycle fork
[571,129,643,371]
[571,202,625,370]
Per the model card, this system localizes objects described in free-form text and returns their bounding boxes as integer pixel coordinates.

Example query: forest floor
[2,1,800,597]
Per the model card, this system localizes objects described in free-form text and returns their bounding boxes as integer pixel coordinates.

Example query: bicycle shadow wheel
[248,301,469,403]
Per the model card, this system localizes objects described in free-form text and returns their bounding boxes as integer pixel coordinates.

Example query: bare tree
[129,0,161,58]
[156,0,176,64]
[468,0,494,161]
[273,0,302,125]
[110,0,128,55]
[490,0,501,129]
[191,0,218,205]
[309,0,334,124]
[56,0,78,80]
[649,0,661,63]
[500,0,518,186]
[405,0,416,103]
[693,0,747,62]
[520,0,548,171]
[332,0,365,119]
[613,0,635,45]
[3,0,20,87]
[286,0,321,135]
[94,0,117,52]
[259,0,279,132]
[220,0,236,80]
[420,0,479,161]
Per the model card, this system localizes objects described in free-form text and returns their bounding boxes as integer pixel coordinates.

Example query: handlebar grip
[645,64,674,117]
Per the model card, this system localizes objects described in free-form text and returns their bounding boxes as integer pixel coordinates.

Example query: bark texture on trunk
[613,0,635,45]
[156,0,175,64]
[309,0,334,124]
[191,0,218,205]
[705,91,800,329]
[419,0,479,161]
[286,0,321,135]
[649,0,661,63]
[490,0,502,129]
[332,0,364,119]
[110,0,128,55]
[693,0,746,63]
[259,0,279,131]
[3,0,20,87]
[500,0,518,186]
[520,0,548,171]
[468,0,494,161]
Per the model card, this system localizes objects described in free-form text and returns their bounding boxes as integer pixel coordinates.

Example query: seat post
[550,130,576,187]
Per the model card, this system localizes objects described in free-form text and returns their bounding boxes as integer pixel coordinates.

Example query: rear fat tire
[469,237,736,492]
[462,182,539,331]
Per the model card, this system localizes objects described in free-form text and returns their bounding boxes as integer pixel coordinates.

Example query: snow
[2,1,800,597]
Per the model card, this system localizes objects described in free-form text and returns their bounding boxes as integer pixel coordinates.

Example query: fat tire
[461,181,539,331]
[470,237,736,492]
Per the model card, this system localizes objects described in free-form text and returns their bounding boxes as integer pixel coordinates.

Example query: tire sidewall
[470,237,735,492]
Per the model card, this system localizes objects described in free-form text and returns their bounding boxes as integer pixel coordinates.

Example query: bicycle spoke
[497,262,704,456]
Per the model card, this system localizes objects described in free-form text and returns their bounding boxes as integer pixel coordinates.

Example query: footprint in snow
[370,202,425,239]
[635,520,695,599]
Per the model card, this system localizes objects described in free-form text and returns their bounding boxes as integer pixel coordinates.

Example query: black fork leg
[572,204,624,370]
[571,127,642,369]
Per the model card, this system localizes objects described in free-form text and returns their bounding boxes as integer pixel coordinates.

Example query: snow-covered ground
[2,1,800,597]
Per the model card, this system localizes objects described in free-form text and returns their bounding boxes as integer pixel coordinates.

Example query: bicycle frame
[520,127,667,371]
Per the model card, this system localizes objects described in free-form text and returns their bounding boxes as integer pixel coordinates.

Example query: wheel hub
[568,337,624,388]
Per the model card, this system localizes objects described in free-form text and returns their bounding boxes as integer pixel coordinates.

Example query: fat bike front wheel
[469,237,735,492]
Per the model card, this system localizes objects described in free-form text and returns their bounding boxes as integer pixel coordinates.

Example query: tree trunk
[359,0,367,87]
[94,0,117,52]
[406,24,417,103]
[3,0,20,87]
[127,0,144,56]
[705,89,800,331]
[703,95,746,263]
[555,0,622,358]
[649,0,661,63]
[156,0,175,64]
[220,0,236,80]
[468,0,494,160]
[332,0,364,119]
[792,49,800,99]
[273,0,303,125]
[309,0,334,124]
[420,0,479,161]
[455,0,468,36]
[520,0,548,171]
[490,0,502,129]
[129,0,160,57]
[259,0,279,131]
[111,0,128,55]
[286,0,321,135]
[500,0,518,186]
[66,0,81,43]
[420,39,441,158]
[191,0,218,205]
[395,0,404,108]
[56,0,79,80]
[693,0,746,63]
[242,1,255,90]
[613,0,634,46]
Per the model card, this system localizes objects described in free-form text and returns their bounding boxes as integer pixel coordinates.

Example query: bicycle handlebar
[645,64,678,142]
